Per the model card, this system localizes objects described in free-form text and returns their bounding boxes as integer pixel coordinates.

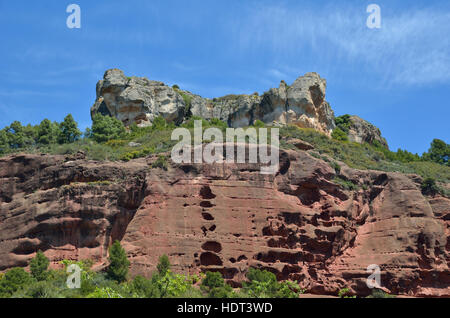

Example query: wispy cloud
[230,3,450,87]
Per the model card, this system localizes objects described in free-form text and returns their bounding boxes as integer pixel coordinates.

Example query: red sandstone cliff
[0,149,448,297]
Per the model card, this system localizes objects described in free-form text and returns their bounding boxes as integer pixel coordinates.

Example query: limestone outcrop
[347,115,388,148]
[91,70,335,135]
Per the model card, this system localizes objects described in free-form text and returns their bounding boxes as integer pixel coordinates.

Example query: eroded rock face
[91,70,335,135]
[91,69,186,127]
[347,115,388,148]
[0,152,448,297]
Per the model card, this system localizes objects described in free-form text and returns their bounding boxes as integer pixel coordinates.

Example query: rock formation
[347,115,388,148]
[91,70,335,136]
[1,149,448,297]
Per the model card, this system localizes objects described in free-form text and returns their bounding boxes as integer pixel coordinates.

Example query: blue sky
[0,0,449,154]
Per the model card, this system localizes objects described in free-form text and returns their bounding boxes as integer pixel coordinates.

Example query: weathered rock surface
[0,150,448,297]
[347,115,388,148]
[91,70,335,135]
[91,69,186,127]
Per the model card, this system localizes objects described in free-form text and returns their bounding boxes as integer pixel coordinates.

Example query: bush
[91,113,126,143]
[152,155,169,171]
[331,127,348,142]
[366,289,396,298]
[107,241,130,283]
[421,177,440,196]
[30,251,50,281]
[0,268,32,297]
[338,288,355,298]
[201,271,232,298]
[334,114,352,134]
[242,268,301,298]
[157,255,171,276]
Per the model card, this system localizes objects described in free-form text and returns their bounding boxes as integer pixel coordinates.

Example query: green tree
[91,113,126,143]
[58,114,81,144]
[243,268,300,298]
[157,255,171,276]
[0,129,10,154]
[0,267,32,297]
[107,240,130,283]
[423,139,449,165]
[334,114,352,133]
[201,271,232,298]
[30,250,50,281]
[37,119,57,145]
[331,127,348,142]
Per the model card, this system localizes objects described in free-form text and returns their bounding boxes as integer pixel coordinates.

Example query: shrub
[253,120,266,128]
[0,268,32,297]
[338,288,355,298]
[91,113,126,143]
[333,176,358,191]
[366,289,396,298]
[30,251,50,281]
[107,241,130,283]
[243,268,300,298]
[331,127,348,142]
[334,114,352,133]
[201,271,232,298]
[152,155,169,171]
[157,255,171,276]
[421,177,440,196]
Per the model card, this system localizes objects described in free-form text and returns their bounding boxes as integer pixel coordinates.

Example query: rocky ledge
[91,69,336,136]
[0,149,448,297]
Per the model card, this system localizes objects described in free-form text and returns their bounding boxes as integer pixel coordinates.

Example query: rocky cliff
[1,149,448,297]
[347,115,388,148]
[91,69,336,136]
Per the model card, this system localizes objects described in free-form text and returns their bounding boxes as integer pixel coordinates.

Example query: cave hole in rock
[294,184,321,206]
[201,241,222,253]
[200,201,215,208]
[202,212,214,221]
[200,185,216,199]
[200,252,223,266]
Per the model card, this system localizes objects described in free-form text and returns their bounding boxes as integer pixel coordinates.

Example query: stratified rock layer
[0,152,448,297]
[91,70,335,135]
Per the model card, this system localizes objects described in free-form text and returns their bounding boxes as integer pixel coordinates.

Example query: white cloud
[231,4,450,86]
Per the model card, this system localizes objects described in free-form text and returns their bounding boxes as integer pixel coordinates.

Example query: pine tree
[59,114,81,144]
[30,250,50,281]
[107,240,130,283]
[157,255,171,276]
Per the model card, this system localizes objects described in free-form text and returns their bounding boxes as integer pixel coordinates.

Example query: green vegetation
[334,114,352,134]
[331,127,348,142]
[338,288,356,298]
[30,251,50,282]
[107,241,130,283]
[0,113,448,194]
[0,249,304,298]
[421,177,440,196]
[333,176,359,191]
[91,113,126,143]
[366,289,396,298]
[280,125,450,187]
